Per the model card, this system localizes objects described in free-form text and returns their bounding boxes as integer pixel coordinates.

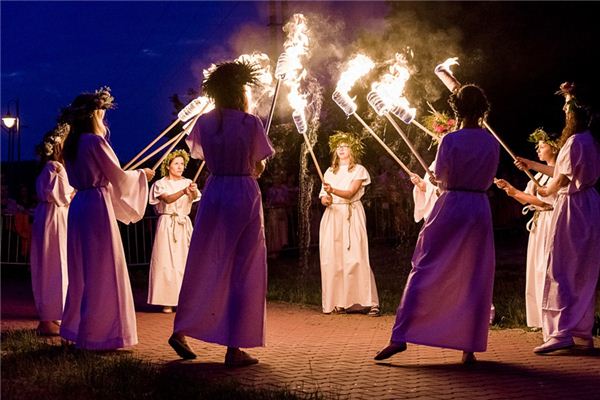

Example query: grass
[1,330,331,400]
[267,232,600,332]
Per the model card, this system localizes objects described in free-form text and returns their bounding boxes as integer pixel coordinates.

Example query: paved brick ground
[2,273,599,399]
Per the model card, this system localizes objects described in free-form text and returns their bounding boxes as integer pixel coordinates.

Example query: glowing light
[177,96,212,122]
[332,90,357,116]
[434,57,461,92]
[335,54,375,93]
[281,13,310,134]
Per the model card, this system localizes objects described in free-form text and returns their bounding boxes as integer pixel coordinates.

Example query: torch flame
[434,57,461,92]
[370,53,415,122]
[435,57,459,73]
[336,54,375,93]
[281,13,311,134]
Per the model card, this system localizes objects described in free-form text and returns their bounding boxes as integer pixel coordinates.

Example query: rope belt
[522,204,553,233]
[158,212,186,243]
[330,200,361,250]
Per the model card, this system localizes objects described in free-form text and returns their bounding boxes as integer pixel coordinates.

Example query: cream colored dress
[319,164,379,313]
[30,161,74,321]
[147,177,200,306]
[522,172,555,328]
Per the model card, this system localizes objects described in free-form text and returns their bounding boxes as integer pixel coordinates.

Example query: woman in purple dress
[375,84,499,364]
[522,83,600,353]
[168,61,275,367]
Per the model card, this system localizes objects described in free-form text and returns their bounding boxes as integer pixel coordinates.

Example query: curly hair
[448,84,490,124]
[61,87,116,161]
[160,149,190,177]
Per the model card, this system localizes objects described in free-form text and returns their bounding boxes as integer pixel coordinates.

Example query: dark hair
[61,88,115,161]
[202,61,260,111]
[448,84,490,123]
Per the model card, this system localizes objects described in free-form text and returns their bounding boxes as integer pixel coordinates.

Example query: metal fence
[1,196,416,267]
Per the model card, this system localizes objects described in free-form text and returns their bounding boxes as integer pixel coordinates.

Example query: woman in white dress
[147,149,199,313]
[59,87,155,350]
[319,132,380,316]
[30,123,74,336]
[495,128,559,329]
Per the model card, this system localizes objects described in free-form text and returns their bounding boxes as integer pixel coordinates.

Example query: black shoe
[168,334,197,360]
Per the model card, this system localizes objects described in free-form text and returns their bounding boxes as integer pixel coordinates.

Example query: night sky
[2,1,598,175]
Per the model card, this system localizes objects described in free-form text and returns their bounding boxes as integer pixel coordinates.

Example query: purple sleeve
[251,116,275,163]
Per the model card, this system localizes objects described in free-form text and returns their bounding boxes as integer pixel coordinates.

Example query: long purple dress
[176,108,275,348]
[61,134,148,349]
[390,128,499,352]
[542,131,600,342]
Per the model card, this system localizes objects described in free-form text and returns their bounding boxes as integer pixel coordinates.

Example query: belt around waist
[211,173,252,177]
[445,188,486,193]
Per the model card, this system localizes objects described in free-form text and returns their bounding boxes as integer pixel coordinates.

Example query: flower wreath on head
[60,86,116,123]
[555,81,584,114]
[160,149,190,177]
[36,123,71,157]
[328,131,365,160]
[528,127,560,150]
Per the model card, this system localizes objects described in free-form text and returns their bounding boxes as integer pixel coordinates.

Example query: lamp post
[2,99,20,162]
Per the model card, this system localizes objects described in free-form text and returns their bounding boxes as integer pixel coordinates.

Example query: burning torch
[434,57,542,186]
[125,96,213,170]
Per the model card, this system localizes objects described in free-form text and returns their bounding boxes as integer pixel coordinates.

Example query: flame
[178,96,214,122]
[436,57,459,74]
[236,52,274,114]
[371,53,413,114]
[281,14,310,132]
[336,54,375,93]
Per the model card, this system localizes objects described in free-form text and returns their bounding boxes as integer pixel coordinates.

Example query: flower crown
[528,127,560,149]
[36,123,71,157]
[160,149,190,177]
[60,86,116,123]
[422,110,456,137]
[328,131,365,160]
[555,81,585,114]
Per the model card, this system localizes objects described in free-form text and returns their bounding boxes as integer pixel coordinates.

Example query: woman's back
[189,109,268,176]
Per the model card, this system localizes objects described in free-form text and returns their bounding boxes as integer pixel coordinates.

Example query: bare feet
[168,333,197,359]
[225,347,259,368]
[461,351,477,364]
[374,342,407,360]
[162,306,173,314]
[36,321,60,336]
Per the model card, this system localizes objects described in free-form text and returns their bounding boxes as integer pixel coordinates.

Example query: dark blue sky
[1,1,391,162]
[2,1,598,168]
[1,1,268,161]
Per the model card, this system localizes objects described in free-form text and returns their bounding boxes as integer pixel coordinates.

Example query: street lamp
[2,99,20,162]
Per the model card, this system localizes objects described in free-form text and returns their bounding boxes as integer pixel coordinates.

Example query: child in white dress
[319,132,379,316]
[147,149,199,313]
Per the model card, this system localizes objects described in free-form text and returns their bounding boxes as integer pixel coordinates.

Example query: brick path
[2,274,599,399]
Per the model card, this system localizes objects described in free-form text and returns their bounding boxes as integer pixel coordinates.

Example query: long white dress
[319,164,379,313]
[522,173,555,328]
[60,134,148,350]
[147,177,199,306]
[542,131,600,342]
[175,108,275,348]
[412,160,438,222]
[30,161,74,321]
[390,128,499,352]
